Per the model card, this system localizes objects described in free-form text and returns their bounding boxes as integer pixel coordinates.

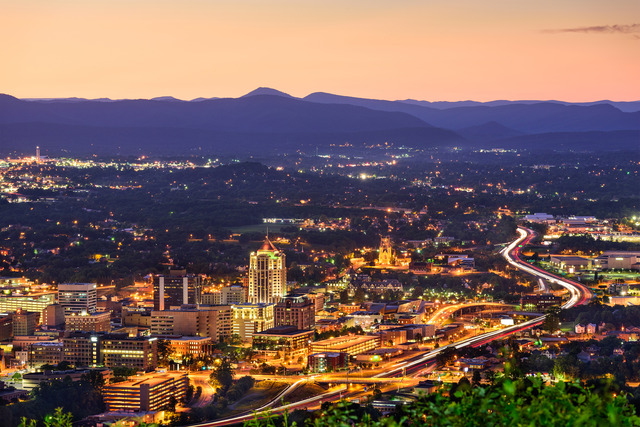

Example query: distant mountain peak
[151,96,183,102]
[242,87,294,98]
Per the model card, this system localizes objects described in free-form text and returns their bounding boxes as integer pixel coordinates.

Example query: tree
[80,370,105,390]
[209,358,234,392]
[542,306,561,333]
[19,408,73,427]
[157,339,172,367]
[553,355,580,380]
[339,289,350,303]
[435,347,457,368]
[471,370,481,386]
[164,395,177,413]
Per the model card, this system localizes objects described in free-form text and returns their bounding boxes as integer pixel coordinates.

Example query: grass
[283,383,327,404]
[227,380,289,414]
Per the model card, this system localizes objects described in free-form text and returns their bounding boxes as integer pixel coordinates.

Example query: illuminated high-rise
[58,283,97,315]
[248,238,286,304]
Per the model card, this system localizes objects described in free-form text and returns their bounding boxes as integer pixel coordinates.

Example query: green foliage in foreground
[246,376,640,427]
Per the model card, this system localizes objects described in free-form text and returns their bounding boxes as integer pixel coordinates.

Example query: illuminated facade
[150,305,232,342]
[248,238,286,304]
[232,303,274,342]
[378,237,395,266]
[275,296,315,330]
[65,311,111,333]
[311,335,381,356]
[167,336,212,362]
[103,371,188,412]
[252,325,314,356]
[58,283,97,314]
[62,333,157,370]
[13,310,38,336]
[0,292,56,317]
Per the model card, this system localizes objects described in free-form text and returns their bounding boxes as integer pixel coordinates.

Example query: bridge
[426,302,514,325]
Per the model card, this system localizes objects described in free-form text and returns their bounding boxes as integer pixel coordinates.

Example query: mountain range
[1,88,638,155]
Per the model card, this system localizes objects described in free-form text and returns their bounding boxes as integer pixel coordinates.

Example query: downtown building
[65,311,111,333]
[248,238,286,304]
[103,371,188,412]
[62,333,158,370]
[153,269,202,310]
[201,285,246,305]
[58,283,97,314]
[0,292,57,318]
[150,305,233,342]
[232,303,274,342]
[274,295,315,330]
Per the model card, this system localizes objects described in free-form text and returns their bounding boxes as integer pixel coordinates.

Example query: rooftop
[106,371,186,389]
[254,325,314,336]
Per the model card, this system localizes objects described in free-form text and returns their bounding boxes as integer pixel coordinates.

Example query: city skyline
[2,0,638,102]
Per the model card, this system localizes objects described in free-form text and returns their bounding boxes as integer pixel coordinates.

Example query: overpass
[426,302,514,325]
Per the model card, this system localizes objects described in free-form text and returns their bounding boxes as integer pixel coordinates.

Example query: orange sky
[2,0,639,101]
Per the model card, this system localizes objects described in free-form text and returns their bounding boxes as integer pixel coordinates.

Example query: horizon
[6,87,640,104]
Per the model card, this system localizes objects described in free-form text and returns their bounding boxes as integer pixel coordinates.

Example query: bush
[244,376,640,427]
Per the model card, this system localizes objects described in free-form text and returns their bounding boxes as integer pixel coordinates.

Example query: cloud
[543,24,640,34]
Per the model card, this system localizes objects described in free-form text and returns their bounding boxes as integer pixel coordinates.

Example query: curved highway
[500,226,593,308]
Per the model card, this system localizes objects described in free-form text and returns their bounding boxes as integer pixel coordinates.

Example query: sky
[1,0,639,101]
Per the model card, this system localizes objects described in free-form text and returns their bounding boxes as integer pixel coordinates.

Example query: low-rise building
[27,341,63,368]
[594,251,640,271]
[549,256,592,272]
[201,286,246,305]
[307,352,347,373]
[311,335,381,356]
[103,371,188,412]
[521,294,562,312]
[22,368,112,391]
[62,333,158,370]
[122,309,152,328]
[252,326,314,356]
[65,311,111,333]
[0,292,56,317]
[166,336,212,362]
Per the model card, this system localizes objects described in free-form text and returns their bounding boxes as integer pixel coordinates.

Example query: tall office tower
[248,238,286,304]
[58,283,97,315]
[35,146,40,162]
[153,269,201,310]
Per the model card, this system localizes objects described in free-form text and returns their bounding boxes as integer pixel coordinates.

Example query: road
[189,373,216,408]
[425,302,512,325]
[190,226,593,425]
[501,227,594,308]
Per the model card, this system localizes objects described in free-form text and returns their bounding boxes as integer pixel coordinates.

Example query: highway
[191,226,593,426]
[376,226,593,377]
[501,227,594,308]
[425,302,512,325]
